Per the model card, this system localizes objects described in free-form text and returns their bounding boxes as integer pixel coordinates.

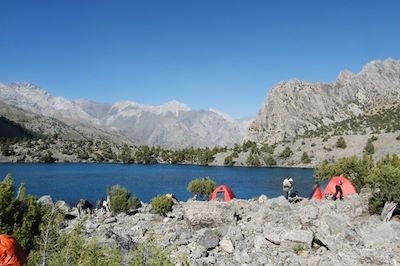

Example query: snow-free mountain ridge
[0,82,251,148]
[245,58,400,144]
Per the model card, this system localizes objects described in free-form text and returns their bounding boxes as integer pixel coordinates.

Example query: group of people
[282,175,345,202]
[77,196,111,218]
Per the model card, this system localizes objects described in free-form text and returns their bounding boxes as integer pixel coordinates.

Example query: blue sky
[1,0,399,118]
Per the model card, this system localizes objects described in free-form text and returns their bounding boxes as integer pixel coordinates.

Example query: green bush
[187,177,216,199]
[365,155,400,214]
[108,185,140,214]
[279,147,293,158]
[129,233,173,266]
[224,155,234,166]
[336,137,347,149]
[246,153,261,166]
[151,195,174,216]
[364,141,375,155]
[396,134,400,141]
[264,154,277,166]
[0,174,42,252]
[301,152,311,164]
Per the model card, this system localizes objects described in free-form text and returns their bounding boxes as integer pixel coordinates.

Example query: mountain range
[245,58,400,144]
[0,82,252,148]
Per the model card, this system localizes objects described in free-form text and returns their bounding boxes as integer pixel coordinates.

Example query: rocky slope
[0,100,131,143]
[245,59,400,144]
[0,82,251,148]
[58,191,400,265]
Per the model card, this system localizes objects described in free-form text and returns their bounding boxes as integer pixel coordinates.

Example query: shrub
[336,137,347,149]
[246,153,261,166]
[108,185,140,214]
[264,155,276,166]
[292,243,307,254]
[224,155,234,166]
[129,233,173,266]
[365,155,400,214]
[279,147,293,158]
[187,177,216,199]
[151,195,174,216]
[301,152,311,164]
[310,143,316,147]
[396,134,400,141]
[0,174,42,252]
[364,141,375,155]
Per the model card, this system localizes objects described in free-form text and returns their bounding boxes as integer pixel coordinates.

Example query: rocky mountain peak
[245,59,400,144]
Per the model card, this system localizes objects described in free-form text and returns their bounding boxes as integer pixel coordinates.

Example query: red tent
[324,176,357,197]
[0,234,27,266]
[209,185,235,202]
[309,183,324,200]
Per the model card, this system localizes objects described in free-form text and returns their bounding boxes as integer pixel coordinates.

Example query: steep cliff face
[245,59,400,144]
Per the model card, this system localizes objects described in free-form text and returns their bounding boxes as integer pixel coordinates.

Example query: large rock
[196,228,219,250]
[37,195,54,206]
[362,221,400,247]
[282,229,314,248]
[219,237,234,253]
[183,201,239,228]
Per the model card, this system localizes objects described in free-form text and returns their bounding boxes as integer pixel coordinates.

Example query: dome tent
[209,185,235,202]
[324,176,357,198]
[309,183,324,200]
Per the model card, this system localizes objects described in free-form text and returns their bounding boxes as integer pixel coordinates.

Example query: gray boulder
[183,201,238,228]
[196,228,219,250]
[282,229,314,248]
[219,237,234,253]
[37,195,54,206]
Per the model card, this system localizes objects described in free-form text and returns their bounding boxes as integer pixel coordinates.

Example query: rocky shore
[52,191,400,265]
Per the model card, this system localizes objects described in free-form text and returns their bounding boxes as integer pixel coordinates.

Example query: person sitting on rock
[282,176,294,199]
[287,189,301,203]
[332,175,344,201]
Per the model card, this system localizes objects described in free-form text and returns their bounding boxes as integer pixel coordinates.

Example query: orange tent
[0,234,27,266]
[324,176,357,198]
[209,185,235,202]
[309,183,324,200]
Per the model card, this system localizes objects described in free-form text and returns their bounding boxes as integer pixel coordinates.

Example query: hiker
[77,199,93,218]
[102,195,111,213]
[332,175,344,200]
[282,176,294,199]
[287,189,302,203]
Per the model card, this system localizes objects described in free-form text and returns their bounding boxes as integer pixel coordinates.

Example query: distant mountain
[0,83,252,148]
[245,59,400,144]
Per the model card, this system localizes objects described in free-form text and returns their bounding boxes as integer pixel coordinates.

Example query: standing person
[332,175,344,200]
[282,176,294,199]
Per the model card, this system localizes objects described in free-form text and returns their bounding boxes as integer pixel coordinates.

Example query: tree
[120,144,133,163]
[187,177,216,199]
[246,153,260,166]
[264,154,276,166]
[108,185,140,214]
[336,137,347,149]
[364,141,375,155]
[224,155,234,166]
[301,152,311,164]
[279,147,293,158]
[151,195,174,216]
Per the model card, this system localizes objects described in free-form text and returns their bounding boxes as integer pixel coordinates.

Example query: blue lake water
[0,163,314,206]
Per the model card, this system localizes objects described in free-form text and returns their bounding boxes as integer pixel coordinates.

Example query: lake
[0,163,314,205]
